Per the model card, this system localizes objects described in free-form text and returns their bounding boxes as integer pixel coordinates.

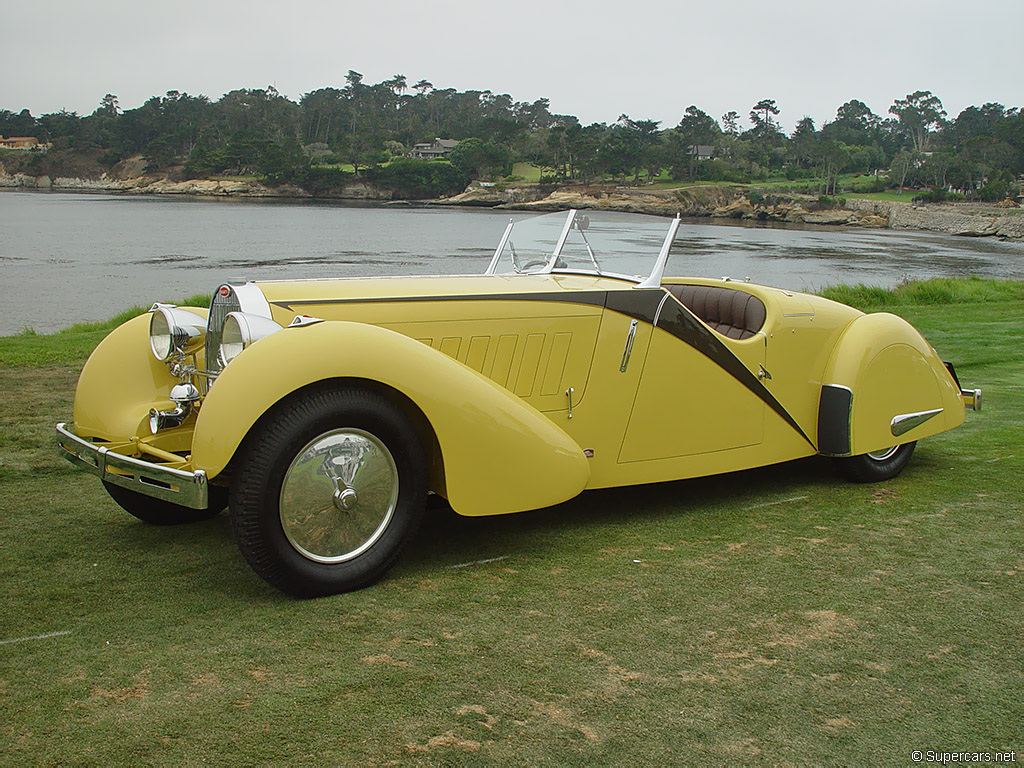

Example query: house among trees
[409,138,459,159]
[0,135,49,150]
[688,145,715,161]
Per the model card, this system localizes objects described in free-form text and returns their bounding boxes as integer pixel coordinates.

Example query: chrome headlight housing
[149,304,207,361]
[218,311,283,367]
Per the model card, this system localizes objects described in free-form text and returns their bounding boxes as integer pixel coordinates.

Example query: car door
[618,293,767,463]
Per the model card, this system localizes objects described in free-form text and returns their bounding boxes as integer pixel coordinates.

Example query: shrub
[849,176,888,194]
[294,166,355,195]
[913,188,965,204]
[363,159,470,199]
[977,179,1017,203]
[784,166,816,180]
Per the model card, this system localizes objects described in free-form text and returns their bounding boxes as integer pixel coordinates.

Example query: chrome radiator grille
[205,285,241,373]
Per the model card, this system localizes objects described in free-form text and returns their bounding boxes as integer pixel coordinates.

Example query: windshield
[485,210,680,284]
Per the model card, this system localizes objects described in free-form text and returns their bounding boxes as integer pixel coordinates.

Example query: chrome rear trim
[890,408,943,437]
[961,388,982,412]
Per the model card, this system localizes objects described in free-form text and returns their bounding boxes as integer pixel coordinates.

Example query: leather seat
[666,284,767,340]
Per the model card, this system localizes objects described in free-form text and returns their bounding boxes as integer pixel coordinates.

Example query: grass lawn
[509,162,546,182]
[0,280,1020,765]
[845,190,919,203]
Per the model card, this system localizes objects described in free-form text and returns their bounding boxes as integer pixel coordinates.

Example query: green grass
[0,279,1020,764]
[818,276,1024,311]
[509,162,545,182]
[313,162,358,172]
[0,294,210,367]
[845,190,918,203]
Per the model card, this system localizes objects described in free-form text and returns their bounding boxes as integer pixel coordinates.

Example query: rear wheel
[230,386,428,598]
[837,442,916,483]
[103,482,226,525]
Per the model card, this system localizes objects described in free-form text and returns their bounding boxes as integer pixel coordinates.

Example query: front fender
[73,310,207,447]
[192,321,590,517]
[818,313,964,456]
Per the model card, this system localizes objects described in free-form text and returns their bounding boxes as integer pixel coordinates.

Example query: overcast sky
[3,0,1021,134]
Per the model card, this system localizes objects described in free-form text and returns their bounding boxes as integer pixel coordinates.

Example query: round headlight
[218,311,283,367]
[149,305,206,361]
[149,309,173,361]
[219,313,245,366]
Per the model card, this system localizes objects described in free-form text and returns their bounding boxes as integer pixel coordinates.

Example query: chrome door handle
[620,319,638,372]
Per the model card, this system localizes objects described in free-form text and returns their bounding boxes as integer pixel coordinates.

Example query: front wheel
[836,442,916,483]
[230,386,428,598]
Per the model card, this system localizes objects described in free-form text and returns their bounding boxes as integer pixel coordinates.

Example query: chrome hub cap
[867,446,900,461]
[334,487,359,512]
[279,429,399,563]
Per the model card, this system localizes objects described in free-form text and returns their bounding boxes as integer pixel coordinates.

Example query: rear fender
[192,321,590,516]
[817,313,964,456]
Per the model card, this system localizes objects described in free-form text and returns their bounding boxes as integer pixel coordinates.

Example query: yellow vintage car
[56,210,980,597]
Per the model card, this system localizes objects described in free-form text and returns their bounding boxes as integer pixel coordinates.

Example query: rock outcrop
[436,183,552,206]
[846,198,1024,239]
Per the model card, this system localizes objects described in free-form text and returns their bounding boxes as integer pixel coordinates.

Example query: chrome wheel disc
[867,445,900,462]
[279,429,399,563]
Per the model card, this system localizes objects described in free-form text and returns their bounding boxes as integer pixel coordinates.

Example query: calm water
[2,190,1023,335]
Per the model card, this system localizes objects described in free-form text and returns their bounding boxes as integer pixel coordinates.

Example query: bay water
[2,190,1022,336]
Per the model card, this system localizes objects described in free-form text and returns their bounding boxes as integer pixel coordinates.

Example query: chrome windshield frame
[637,213,682,288]
[485,208,680,287]
[542,208,580,273]
[484,218,514,275]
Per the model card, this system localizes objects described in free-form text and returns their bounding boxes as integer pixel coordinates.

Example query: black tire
[229,386,428,598]
[103,481,226,525]
[837,441,916,483]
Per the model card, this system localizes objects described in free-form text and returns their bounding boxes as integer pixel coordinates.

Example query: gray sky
[3,0,1021,133]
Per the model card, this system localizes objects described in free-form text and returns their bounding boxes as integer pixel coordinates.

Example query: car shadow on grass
[394,454,842,579]
[98,449,931,600]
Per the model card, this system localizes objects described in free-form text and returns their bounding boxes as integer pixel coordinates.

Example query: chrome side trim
[56,423,209,510]
[890,408,943,437]
[651,291,671,327]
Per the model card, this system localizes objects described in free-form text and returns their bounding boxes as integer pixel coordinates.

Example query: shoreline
[2,170,1023,240]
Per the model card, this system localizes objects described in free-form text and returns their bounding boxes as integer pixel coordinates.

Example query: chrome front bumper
[56,423,209,509]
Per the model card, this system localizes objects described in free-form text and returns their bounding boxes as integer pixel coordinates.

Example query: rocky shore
[2,162,1021,239]
[440,183,1024,239]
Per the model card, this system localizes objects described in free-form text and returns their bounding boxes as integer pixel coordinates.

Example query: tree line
[1,74,1022,201]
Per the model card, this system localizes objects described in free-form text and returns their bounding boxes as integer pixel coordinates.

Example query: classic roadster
[57,210,980,597]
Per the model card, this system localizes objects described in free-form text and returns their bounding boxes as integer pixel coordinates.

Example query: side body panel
[562,283,830,489]
[618,323,766,462]
[190,321,590,517]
